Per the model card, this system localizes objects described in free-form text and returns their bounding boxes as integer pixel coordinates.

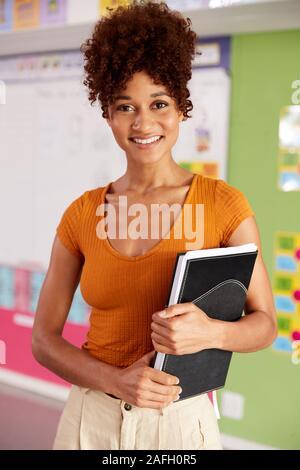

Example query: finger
[155,302,195,319]
[136,398,177,410]
[151,321,173,339]
[140,350,156,363]
[152,338,176,355]
[151,314,174,329]
[151,332,175,349]
[147,382,182,398]
[150,370,180,386]
[141,390,181,404]
[153,338,193,355]
[152,338,188,355]
[152,313,186,330]
[138,379,181,399]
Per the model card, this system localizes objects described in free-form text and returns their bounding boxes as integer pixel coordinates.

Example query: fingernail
[159,310,167,317]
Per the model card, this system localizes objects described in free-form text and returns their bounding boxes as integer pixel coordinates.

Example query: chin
[137,152,165,163]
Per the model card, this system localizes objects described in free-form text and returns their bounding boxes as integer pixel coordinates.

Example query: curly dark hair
[80,0,198,120]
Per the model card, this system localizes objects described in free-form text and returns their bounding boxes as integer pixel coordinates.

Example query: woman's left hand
[151,302,219,355]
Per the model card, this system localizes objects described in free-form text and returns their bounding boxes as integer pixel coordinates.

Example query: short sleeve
[56,192,87,260]
[215,179,255,247]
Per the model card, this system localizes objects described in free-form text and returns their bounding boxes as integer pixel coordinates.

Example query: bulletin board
[0,40,231,399]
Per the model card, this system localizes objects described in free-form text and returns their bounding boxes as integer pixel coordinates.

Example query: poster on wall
[0,263,90,397]
[272,232,300,359]
[0,0,13,31]
[13,0,40,29]
[278,106,300,192]
[40,0,66,26]
[100,0,131,16]
[173,66,230,180]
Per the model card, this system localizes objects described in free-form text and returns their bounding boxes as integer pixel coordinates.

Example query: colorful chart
[0,263,90,388]
[272,232,300,355]
[0,263,90,326]
[174,66,230,180]
[13,0,40,30]
[179,160,219,179]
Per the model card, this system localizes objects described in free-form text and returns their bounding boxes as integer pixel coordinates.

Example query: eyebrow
[115,92,170,101]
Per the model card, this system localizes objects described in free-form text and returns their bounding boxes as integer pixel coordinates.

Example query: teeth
[133,136,161,145]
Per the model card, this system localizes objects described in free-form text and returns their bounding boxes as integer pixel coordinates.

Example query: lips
[129,136,164,148]
[129,136,163,142]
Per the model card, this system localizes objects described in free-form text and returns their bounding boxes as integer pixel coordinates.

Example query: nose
[131,108,155,132]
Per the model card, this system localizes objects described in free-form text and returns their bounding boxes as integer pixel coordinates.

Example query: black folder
[151,244,258,401]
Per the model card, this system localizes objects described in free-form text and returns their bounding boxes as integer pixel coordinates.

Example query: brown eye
[117,105,132,112]
[154,102,168,109]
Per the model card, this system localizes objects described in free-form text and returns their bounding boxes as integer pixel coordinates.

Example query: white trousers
[53,385,223,450]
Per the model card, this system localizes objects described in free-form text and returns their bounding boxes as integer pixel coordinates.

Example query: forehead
[115,91,170,101]
[115,71,170,99]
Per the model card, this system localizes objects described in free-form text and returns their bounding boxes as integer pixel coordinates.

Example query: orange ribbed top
[56,174,254,368]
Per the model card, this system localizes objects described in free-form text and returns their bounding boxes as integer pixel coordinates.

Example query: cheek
[110,120,129,140]
[108,125,129,151]
[163,115,181,135]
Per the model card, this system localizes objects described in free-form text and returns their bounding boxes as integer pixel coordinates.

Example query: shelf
[0,0,299,56]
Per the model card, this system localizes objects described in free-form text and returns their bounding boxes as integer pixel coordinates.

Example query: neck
[118,162,194,195]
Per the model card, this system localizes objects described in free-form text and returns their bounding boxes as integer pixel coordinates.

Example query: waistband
[106,392,119,399]
[79,386,211,417]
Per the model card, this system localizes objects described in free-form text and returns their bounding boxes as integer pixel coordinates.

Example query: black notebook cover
[151,246,258,401]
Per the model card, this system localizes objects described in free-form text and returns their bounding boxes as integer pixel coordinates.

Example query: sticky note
[276,255,297,272]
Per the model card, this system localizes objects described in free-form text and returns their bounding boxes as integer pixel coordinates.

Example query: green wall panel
[219,29,300,450]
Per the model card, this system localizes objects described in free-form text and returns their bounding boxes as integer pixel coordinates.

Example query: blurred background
[0,0,299,450]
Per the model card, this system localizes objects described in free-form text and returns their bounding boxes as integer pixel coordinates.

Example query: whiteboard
[0,78,126,268]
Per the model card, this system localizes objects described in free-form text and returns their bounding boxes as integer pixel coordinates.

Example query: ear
[105,106,112,127]
[106,111,112,128]
[178,111,185,122]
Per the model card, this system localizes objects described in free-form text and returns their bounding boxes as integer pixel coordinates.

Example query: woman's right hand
[110,350,182,409]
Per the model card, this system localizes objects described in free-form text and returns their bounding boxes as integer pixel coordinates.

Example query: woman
[32,1,277,450]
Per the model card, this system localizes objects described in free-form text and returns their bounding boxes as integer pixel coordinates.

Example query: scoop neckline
[100,173,198,262]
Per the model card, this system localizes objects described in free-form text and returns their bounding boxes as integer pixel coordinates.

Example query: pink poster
[1,307,88,387]
[14,268,30,312]
[0,264,89,391]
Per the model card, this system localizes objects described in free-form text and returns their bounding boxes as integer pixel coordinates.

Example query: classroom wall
[219,29,300,450]
[1,3,299,447]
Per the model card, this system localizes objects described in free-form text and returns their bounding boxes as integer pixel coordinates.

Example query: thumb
[140,350,156,364]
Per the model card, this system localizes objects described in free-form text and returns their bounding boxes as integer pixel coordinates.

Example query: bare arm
[151,216,278,355]
[32,236,181,408]
[215,216,278,352]
[32,235,119,393]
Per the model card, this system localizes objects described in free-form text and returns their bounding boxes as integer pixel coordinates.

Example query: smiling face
[106,71,184,166]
